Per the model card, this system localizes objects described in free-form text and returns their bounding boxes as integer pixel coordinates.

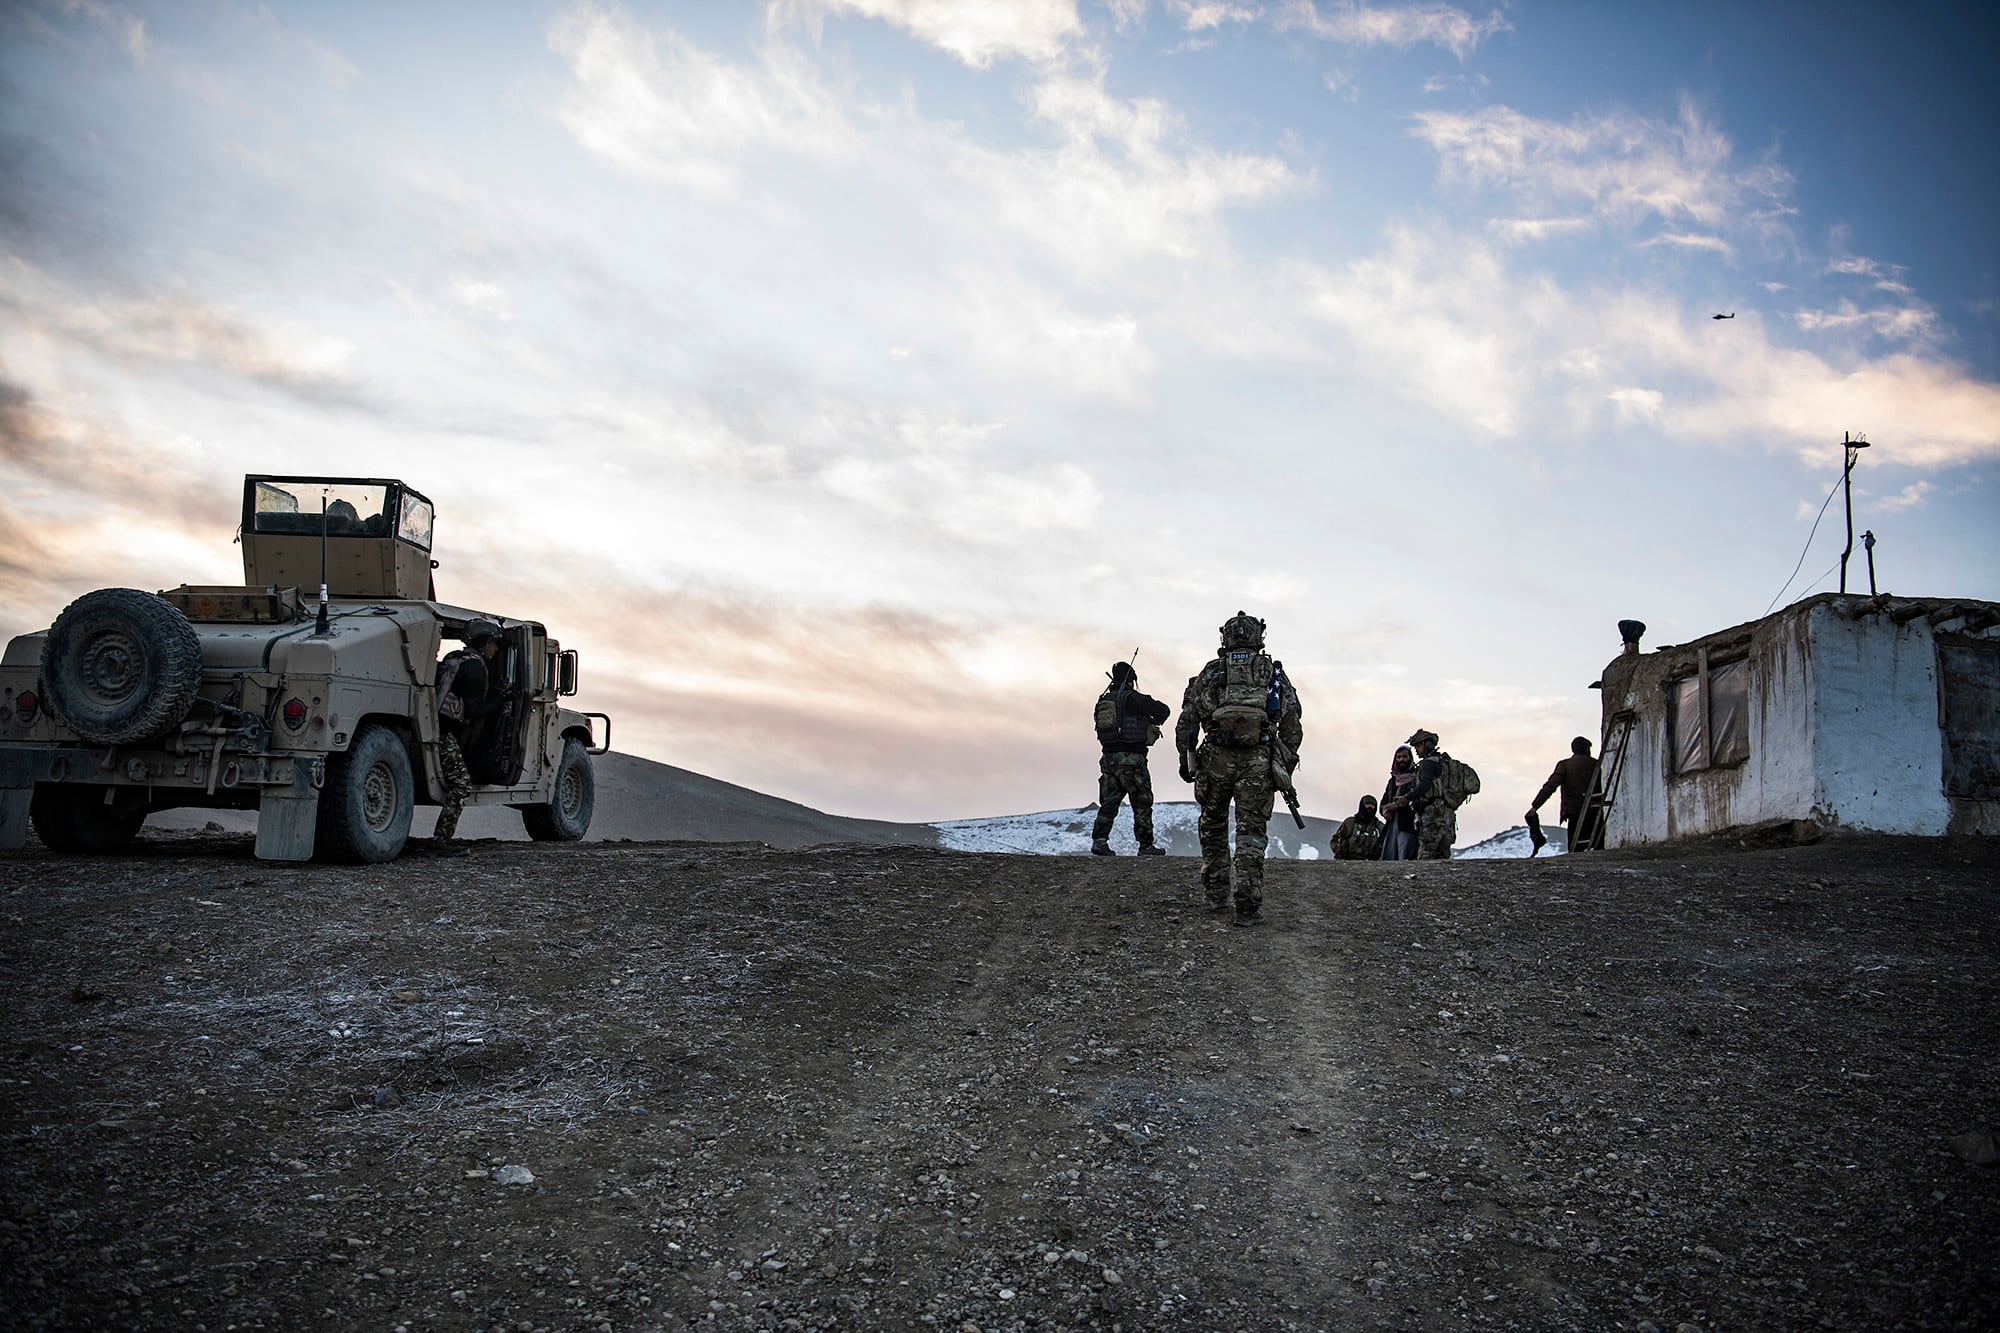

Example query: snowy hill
[934,801,1338,859]
[1456,824,1569,859]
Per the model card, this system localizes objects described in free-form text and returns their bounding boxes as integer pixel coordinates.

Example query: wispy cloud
[1276,0,1510,58]
[550,3,856,196]
[1175,0,1264,30]
[1289,226,2000,466]
[54,0,149,63]
[0,260,370,407]
[961,70,1299,270]
[1876,480,1933,512]
[1639,231,1733,259]
[778,0,1085,68]
[1487,215,1591,244]
[1607,386,1664,424]
[1793,299,1937,344]
[1414,98,1791,233]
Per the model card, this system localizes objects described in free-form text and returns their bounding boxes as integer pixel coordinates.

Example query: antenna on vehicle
[314,488,331,636]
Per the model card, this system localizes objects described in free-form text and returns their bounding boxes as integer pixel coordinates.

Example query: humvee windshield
[250,480,433,551]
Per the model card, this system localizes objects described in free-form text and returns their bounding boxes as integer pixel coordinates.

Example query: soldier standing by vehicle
[432,619,509,856]
[1091,661,1172,856]
[1404,728,1478,860]
[1176,612,1303,926]
[1330,795,1384,860]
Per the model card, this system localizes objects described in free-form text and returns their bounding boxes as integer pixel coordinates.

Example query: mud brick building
[1595,593,2000,845]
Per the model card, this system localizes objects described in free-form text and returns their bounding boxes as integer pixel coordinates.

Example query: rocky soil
[1,831,1995,1331]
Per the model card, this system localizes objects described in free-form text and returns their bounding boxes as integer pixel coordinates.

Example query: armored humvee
[0,475,609,862]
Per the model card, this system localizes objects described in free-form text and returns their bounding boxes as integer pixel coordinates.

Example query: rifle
[1266,660,1306,829]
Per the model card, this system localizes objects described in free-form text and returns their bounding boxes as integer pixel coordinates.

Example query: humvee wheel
[522,737,594,841]
[316,723,413,863]
[29,785,145,853]
[41,589,203,746]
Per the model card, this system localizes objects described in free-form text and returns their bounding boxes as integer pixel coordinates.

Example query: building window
[1668,653,1751,775]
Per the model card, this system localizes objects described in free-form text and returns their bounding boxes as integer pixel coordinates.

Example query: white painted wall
[1809,604,1951,834]
[1603,597,2000,845]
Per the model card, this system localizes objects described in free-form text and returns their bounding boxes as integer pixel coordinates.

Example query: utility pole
[1839,432,1870,594]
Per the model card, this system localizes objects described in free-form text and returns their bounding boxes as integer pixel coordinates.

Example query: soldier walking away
[1528,736,1600,853]
[431,619,510,857]
[1091,661,1172,856]
[1176,612,1303,926]
[1404,729,1479,860]
[1330,795,1384,861]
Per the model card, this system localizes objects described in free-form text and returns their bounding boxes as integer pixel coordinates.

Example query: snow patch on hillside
[1456,825,1568,859]
[933,802,1325,859]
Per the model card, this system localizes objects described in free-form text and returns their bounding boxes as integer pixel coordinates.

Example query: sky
[2,0,1997,842]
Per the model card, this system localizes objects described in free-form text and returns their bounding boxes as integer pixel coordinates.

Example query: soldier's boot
[1136,842,1165,856]
[1091,838,1114,856]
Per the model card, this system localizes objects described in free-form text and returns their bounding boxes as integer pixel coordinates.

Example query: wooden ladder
[1573,709,1636,851]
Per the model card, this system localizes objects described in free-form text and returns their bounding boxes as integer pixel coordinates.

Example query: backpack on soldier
[436,649,471,723]
[1434,751,1481,809]
[1093,687,1154,747]
[1206,648,1274,746]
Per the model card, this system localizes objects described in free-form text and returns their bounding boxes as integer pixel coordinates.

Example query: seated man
[1330,795,1384,860]
[433,619,512,855]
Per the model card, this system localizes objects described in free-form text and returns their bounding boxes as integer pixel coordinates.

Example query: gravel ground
[1,832,1995,1331]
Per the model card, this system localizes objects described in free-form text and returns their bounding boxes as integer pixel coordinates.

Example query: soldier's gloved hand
[1177,751,1196,784]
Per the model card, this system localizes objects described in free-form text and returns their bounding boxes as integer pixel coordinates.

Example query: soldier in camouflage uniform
[432,619,507,856]
[1176,612,1303,926]
[1405,729,1456,860]
[1091,661,1173,855]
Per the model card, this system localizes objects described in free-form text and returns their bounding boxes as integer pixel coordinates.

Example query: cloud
[550,3,855,196]
[452,280,515,322]
[1294,225,1527,435]
[0,260,369,407]
[780,0,1085,67]
[1413,98,1792,233]
[1175,0,1264,30]
[1876,480,1932,512]
[1607,386,1663,424]
[925,268,1155,400]
[53,0,149,63]
[1792,299,1937,344]
[1487,215,1591,244]
[1289,226,2000,466]
[960,70,1299,270]
[1639,231,1733,259]
[1276,0,1510,58]
[801,402,1103,542]
[0,372,244,640]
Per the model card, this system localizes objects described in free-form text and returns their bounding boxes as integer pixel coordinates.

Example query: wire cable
[1764,474,1843,616]
[1794,558,1843,602]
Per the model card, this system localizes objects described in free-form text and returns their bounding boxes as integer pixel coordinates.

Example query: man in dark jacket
[1529,736,1600,852]
[1330,795,1384,860]
[432,619,513,856]
[1091,661,1172,856]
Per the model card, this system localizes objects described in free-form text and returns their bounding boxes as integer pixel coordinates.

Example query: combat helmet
[466,617,502,647]
[1219,610,1265,649]
[1407,728,1439,750]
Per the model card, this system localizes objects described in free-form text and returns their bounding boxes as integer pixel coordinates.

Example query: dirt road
[2,834,1995,1331]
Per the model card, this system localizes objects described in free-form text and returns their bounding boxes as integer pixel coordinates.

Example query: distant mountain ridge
[149,750,1524,857]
